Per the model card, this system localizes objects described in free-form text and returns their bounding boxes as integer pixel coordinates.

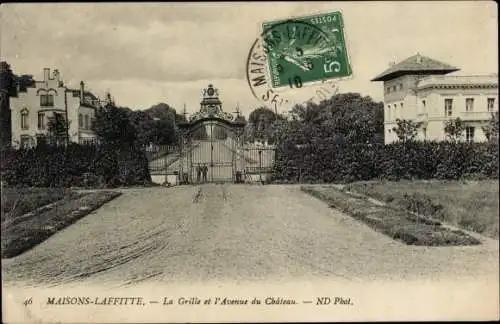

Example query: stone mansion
[10,68,109,148]
[372,53,498,144]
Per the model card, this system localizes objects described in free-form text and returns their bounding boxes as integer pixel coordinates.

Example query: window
[37,112,45,130]
[422,100,426,107]
[465,126,475,143]
[79,113,83,128]
[400,102,404,109]
[84,115,89,130]
[444,99,453,117]
[40,94,54,107]
[399,83,403,90]
[487,98,495,111]
[465,98,474,112]
[21,110,29,130]
[392,85,396,92]
[386,87,390,94]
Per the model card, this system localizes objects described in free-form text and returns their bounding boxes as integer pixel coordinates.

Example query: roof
[417,74,498,89]
[83,91,98,100]
[371,53,460,81]
[67,89,98,100]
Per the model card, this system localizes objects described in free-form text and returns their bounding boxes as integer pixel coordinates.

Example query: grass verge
[343,180,499,240]
[301,185,481,246]
[1,187,83,224]
[1,190,121,259]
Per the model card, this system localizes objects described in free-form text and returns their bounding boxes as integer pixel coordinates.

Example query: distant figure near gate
[202,164,208,182]
[196,165,201,183]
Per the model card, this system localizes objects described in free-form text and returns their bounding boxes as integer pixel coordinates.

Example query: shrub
[1,144,151,188]
[272,141,498,183]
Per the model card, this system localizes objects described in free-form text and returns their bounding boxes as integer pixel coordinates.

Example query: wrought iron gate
[178,84,245,184]
[189,124,238,183]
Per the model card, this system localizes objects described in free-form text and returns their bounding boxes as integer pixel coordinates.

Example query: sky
[1,2,497,117]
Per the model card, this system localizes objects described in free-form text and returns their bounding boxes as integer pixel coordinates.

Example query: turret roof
[371,53,459,81]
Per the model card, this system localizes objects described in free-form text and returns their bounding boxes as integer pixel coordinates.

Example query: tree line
[244,93,385,146]
[91,101,186,148]
[3,59,498,150]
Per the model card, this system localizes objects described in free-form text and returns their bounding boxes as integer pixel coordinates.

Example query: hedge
[272,140,499,183]
[0,143,151,188]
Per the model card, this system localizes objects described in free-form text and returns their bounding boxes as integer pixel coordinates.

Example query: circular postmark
[246,19,345,113]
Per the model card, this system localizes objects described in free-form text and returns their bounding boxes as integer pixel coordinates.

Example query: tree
[482,111,499,142]
[392,119,423,142]
[92,101,136,147]
[133,103,179,146]
[13,74,35,93]
[243,121,256,143]
[128,110,153,147]
[1,63,38,148]
[47,113,70,146]
[0,61,14,147]
[321,93,384,144]
[444,117,466,141]
[286,92,384,145]
[273,114,294,145]
[247,107,277,143]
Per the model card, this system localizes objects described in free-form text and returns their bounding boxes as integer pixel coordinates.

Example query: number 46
[324,61,341,73]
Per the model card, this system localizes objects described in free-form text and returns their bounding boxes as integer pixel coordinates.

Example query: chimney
[43,68,50,82]
[80,81,85,103]
[53,69,60,83]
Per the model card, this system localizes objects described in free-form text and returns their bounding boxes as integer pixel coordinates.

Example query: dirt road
[2,184,498,288]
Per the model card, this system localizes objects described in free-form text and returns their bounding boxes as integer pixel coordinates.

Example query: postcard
[1,1,499,323]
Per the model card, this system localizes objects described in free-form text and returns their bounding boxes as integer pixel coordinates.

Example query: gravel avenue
[2,184,498,288]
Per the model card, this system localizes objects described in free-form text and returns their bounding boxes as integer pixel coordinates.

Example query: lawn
[1,187,121,258]
[302,185,481,246]
[1,187,82,223]
[343,180,499,239]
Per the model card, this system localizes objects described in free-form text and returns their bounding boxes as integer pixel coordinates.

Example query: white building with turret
[372,53,498,144]
[10,68,109,148]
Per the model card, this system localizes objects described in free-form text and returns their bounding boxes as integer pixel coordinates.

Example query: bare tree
[443,117,466,142]
[392,119,423,143]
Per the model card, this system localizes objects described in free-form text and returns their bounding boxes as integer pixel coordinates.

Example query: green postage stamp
[261,11,352,88]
